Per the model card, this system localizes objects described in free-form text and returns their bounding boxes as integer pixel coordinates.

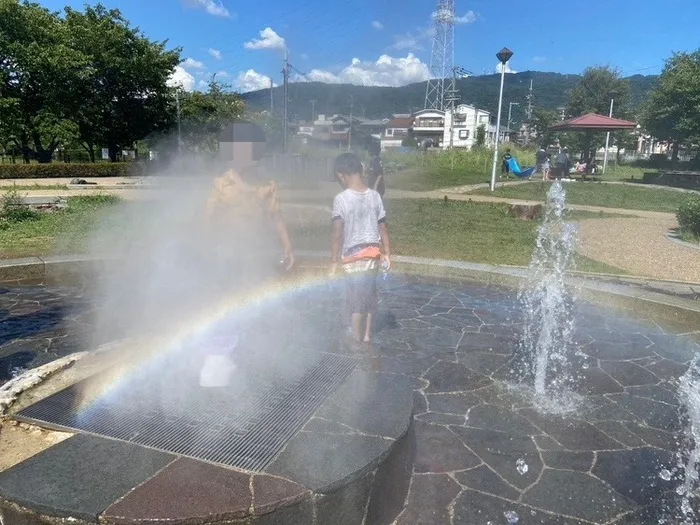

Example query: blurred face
[220,141,265,171]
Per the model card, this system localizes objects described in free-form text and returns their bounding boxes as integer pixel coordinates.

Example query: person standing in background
[366,152,385,199]
[555,147,570,179]
[501,148,512,178]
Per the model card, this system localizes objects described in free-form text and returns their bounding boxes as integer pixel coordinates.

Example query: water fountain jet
[518,181,579,408]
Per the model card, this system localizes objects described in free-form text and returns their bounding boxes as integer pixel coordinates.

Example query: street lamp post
[602,98,614,173]
[490,47,513,192]
[507,102,519,135]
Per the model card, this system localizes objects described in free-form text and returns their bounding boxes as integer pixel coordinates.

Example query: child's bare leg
[351,313,363,342]
[364,313,373,342]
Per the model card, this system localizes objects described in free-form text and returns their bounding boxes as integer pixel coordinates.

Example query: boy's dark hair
[333,152,363,176]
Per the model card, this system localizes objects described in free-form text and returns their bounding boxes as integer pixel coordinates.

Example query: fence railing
[262,154,335,187]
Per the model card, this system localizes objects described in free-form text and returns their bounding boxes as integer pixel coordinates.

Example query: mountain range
[241,71,659,127]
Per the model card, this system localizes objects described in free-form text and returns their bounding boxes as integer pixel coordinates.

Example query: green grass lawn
[0,184,68,191]
[292,198,626,274]
[0,195,121,258]
[388,167,490,191]
[471,181,690,213]
[0,195,626,275]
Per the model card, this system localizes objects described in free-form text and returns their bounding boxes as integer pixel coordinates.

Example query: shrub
[0,187,40,224]
[677,196,700,239]
[0,162,146,179]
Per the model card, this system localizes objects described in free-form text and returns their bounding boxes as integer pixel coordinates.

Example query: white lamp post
[490,47,513,192]
[602,98,614,173]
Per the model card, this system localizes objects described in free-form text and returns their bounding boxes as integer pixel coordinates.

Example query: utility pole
[282,50,289,154]
[348,94,354,149]
[507,102,519,134]
[310,100,316,122]
[525,80,534,121]
[175,89,182,153]
[524,80,534,145]
[446,66,471,152]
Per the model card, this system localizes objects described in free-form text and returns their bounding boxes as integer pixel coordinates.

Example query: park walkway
[4,177,699,284]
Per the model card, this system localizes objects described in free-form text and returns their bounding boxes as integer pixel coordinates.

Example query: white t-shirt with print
[332,188,386,258]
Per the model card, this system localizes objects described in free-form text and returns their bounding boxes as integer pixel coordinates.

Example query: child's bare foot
[363,336,371,343]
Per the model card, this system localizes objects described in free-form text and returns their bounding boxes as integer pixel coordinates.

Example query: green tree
[641,51,700,161]
[475,124,486,147]
[249,111,284,152]
[566,66,631,160]
[63,4,181,161]
[0,0,88,162]
[177,79,245,152]
[530,107,558,147]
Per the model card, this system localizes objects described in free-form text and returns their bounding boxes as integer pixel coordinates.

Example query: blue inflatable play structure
[507,157,536,178]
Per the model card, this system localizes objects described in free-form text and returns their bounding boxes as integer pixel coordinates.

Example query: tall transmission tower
[424,0,455,111]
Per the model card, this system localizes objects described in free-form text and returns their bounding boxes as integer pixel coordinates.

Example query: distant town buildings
[293,104,517,152]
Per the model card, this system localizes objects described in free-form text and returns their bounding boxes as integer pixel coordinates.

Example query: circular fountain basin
[1,270,700,524]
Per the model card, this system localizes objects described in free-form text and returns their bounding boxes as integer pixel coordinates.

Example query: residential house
[295,114,384,148]
[380,114,414,151]
[411,109,446,148]
[443,105,491,149]
[487,124,514,146]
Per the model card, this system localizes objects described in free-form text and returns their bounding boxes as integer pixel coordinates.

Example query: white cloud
[244,27,287,52]
[208,48,222,60]
[167,66,195,92]
[495,61,517,74]
[392,34,423,51]
[215,70,230,78]
[236,69,276,92]
[391,23,436,52]
[183,0,232,18]
[300,53,309,60]
[304,54,431,87]
[532,56,547,63]
[372,20,384,30]
[182,57,205,70]
[455,10,477,24]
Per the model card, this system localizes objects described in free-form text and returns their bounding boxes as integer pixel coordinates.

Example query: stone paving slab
[0,434,175,521]
[3,274,700,523]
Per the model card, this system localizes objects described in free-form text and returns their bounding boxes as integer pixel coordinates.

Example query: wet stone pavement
[2,274,700,524]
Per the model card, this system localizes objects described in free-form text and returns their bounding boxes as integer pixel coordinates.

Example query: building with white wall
[443,104,491,150]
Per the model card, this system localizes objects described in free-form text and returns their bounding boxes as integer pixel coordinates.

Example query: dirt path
[578,216,700,283]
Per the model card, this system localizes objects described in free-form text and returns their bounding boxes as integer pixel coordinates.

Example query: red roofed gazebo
[549,113,637,132]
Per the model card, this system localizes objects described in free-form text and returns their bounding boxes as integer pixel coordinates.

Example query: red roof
[388,117,414,129]
[549,113,637,131]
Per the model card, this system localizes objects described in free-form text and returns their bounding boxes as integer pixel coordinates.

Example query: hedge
[677,196,700,238]
[0,162,146,179]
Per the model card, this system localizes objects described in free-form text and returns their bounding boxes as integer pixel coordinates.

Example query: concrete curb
[2,252,699,333]
[667,232,700,253]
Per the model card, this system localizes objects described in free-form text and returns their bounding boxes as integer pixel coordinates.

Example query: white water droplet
[516,458,528,475]
[659,469,672,481]
[582,361,590,369]
[504,510,519,524]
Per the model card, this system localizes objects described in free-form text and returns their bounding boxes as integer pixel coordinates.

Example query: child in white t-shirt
[330,153,392,343]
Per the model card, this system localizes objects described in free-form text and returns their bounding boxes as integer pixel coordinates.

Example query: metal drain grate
[17,352,357,472]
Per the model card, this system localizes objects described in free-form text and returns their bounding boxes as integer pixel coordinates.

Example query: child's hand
[382,255,391,271]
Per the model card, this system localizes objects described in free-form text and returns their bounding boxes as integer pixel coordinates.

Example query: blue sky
[39,0,700,92]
